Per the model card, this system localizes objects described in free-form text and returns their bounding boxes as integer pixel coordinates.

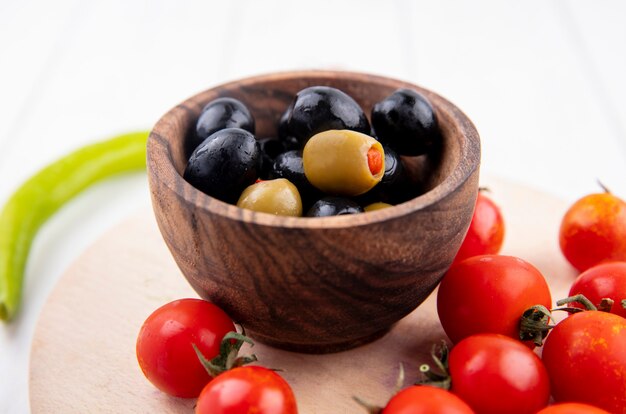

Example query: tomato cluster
[416,189,625,414]
[135,188,625,414]
[136,298,297,414]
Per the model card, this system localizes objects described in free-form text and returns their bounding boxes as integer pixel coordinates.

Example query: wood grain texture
[29,176,577,413]
[147,71,481,352]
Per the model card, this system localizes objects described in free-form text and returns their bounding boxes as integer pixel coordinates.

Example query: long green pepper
[0,131,149,321]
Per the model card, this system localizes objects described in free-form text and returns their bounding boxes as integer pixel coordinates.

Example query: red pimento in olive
[367,147,383,175]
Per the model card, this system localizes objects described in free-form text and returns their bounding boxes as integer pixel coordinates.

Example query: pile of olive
[183,86,442,217]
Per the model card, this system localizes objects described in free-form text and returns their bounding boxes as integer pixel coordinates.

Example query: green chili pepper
[0,131,149,322]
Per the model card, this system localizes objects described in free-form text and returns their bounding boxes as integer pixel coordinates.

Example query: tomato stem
[556,294,598,311]
[352,396,382,414]
[415,341,452,390]
[393,363,406,394]
[194,331,257,378]
[596,179,611,194]
[622,299,626,310]
[597,298,615,313]
[354,364,404,413]
[519,305,553,347]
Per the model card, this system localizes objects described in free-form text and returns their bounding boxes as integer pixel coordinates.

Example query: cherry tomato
[559,191,626,272]
[437,255,552,345]
[542,311,626,413]
[453,191,505,264]
[535,402,611,414]
[448,334,550,414]
[381,386,474,414]
[196,366,298,414]
[136,298,235,398]
[568,261,626,318]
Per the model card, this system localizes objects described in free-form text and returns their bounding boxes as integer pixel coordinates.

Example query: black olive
[277,102,293,141]
[284,86,371,146]
[183,128,260,203]
[270,150,320,206]
[191,97,255,152]
[278,101,307,151]
[306,197,364,217]
[362,145,412,204]
[257,137,286,179]
[372,88,440,156]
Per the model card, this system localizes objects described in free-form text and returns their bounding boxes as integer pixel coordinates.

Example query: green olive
[364,202,393,212]
[237,178,302,217]
[302,130,384,196]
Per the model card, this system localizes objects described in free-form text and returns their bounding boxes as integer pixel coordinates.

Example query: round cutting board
[29,176,577,413]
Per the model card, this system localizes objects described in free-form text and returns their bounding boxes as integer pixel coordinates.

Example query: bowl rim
[147,70,480,229]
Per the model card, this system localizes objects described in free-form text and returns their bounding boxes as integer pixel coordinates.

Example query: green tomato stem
[416,341,452,390]
[518,305,553,347]
[195,331,257,378]
[0,131,149,322]
[556,294,598,311]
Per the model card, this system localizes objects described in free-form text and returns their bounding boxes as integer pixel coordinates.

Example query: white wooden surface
[1,1,625,412]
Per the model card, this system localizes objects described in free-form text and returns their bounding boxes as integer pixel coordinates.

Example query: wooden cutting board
[29,176,577,413]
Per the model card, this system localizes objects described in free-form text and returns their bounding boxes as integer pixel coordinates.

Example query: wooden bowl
[147,71,480,353]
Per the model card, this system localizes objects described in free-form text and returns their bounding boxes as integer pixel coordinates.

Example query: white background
[1,0,625,412]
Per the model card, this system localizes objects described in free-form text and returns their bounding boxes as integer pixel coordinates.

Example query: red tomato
[448,334,550,414]
[136,298,235,398]
[559,191,626,272]
[535,402,611,414]
[437,255,552,345]
[454,191,505,264]
[196,366,297,414]
[381,386,474,414]
[568,261,626,318]
[542,311,626,413]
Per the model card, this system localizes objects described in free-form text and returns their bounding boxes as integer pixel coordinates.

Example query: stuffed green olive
[303,130,384,196]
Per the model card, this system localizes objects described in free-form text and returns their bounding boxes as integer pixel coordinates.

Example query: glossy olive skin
[184,128,260,203]
[283,86,371,146]
[237,178,302,217]
[303,130,384,197]
[270,150,320,205]
[372,88,440,156]
[277,104,300,151]
[257,137,286,179]
[191,97,255,152]
[369,145,413,203]
[306,197,364,217]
